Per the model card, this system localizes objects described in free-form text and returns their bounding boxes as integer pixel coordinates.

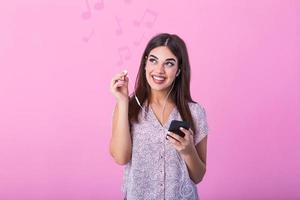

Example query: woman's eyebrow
[165,58,176,62]
[149,54,177,62]
[149,54,158,59]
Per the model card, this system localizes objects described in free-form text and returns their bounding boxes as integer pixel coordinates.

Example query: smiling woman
[145,46,179,94]
[109,33,209,200]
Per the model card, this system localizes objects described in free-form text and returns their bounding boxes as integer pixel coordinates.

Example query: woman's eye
[165,62,175,67]
[149,58,157,64]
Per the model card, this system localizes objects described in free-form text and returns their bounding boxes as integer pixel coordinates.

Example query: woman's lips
[152,75,166,84]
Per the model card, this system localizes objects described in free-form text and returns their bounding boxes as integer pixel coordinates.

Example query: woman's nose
[155,62,165,72]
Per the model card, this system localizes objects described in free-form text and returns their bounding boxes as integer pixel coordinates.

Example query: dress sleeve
[193,103,209,145]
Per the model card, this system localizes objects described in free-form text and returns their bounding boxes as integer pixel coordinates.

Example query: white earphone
[176,69,181,77]
[134,68,179,116]
[135,95,143,108]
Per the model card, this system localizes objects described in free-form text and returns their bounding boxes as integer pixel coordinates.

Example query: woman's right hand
[110,70,129,102]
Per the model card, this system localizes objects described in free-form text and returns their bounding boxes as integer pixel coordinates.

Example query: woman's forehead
[148,46,177,61]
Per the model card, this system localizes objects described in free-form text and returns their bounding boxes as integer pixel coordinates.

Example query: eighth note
[117,46,131,66]
[81,0,91,20]
[133,9,158,28]
[94,0,104,10]
[82,0,104,20]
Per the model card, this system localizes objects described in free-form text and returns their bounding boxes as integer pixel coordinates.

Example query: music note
[117,46,131,66]
[82,29,95,42]
[115,17,122,35]
[133,9,158,28]
[81,0,91,20]
[94,0,104,10]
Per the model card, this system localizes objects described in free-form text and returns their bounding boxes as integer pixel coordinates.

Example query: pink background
[1,0,299,199]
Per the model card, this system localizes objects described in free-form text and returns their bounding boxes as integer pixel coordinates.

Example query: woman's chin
[149,82,172,92]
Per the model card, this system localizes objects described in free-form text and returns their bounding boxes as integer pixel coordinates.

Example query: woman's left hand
[167,127,196,156]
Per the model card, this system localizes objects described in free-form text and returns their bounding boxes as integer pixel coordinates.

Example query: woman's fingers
[178,127,190,135]
[110,71,129,89]
[113,82,124,89]
[112,70,128,82]
[189,128,194,135]
[110,70,130,102]
[178,127,194,141]
[111,73,125,85]
[167,132,185,143]
[166,134,182,147]
[167,127,194,145]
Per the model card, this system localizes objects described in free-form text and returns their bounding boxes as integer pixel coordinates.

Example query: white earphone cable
[128,69,178,125]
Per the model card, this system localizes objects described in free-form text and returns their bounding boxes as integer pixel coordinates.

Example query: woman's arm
[109,70,132,165]
[181,136,207,184]
[167,129,208,184]
[109,99,132,165]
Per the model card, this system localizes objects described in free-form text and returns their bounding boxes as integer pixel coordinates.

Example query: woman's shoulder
[188,101,205,110]
[187,101,207,118]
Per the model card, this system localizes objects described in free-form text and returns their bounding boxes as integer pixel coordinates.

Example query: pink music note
[133,9,158,28]
[115,17,122,35]
[117,46,131,66]
[82,29,95,42]
[94,0,104,10]
[81,0,91,20]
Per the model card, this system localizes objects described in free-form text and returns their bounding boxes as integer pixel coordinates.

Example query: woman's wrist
[181,145,198,160]
[116,96,129,104]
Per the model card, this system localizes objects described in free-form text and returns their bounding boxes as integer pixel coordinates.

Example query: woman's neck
[149,90,174,107]
[149,81,176,106]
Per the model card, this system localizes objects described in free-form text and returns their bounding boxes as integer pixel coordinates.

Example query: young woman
[110,33,209,200]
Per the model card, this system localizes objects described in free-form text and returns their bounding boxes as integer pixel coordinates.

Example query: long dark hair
[128,33,196,132]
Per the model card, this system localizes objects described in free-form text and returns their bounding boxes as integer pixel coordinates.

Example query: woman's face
[145,46,179,92]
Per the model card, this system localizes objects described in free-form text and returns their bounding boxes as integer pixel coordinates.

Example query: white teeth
[152,75,165,81]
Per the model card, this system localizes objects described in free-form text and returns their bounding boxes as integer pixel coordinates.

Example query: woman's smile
[152,74,166,84]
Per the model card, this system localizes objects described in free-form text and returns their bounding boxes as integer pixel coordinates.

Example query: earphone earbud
[176,69,181,77]
[135,95,142,108]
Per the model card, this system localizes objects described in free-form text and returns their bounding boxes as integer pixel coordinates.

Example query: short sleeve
[192,103,209,145]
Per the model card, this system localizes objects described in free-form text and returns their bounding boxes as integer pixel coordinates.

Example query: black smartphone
[167,120,190,140]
